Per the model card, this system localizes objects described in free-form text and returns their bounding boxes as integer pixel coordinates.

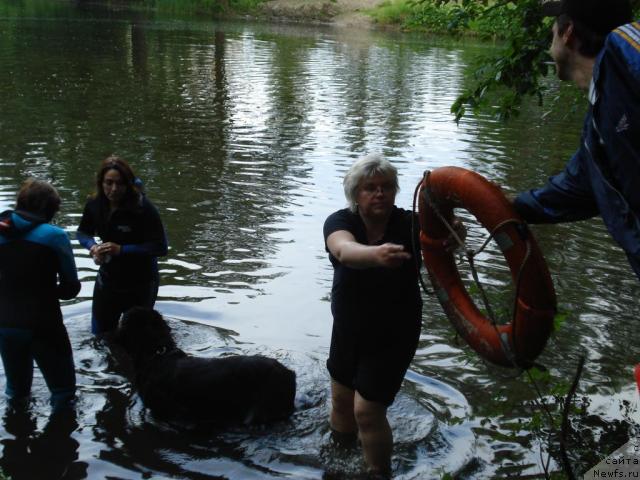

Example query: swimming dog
[114,307,296,425]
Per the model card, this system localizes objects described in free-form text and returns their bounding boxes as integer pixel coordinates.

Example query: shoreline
[238,0,393,31]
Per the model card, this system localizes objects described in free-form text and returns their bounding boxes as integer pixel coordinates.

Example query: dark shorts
[92,272,159,335]
[326,314,421,407]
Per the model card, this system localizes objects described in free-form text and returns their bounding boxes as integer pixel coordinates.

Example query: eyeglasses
[360,182,395,195]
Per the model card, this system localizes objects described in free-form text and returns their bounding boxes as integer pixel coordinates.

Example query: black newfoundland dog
[114,307,296,425]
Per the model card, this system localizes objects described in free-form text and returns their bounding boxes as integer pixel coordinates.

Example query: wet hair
[343,153,399,213]
[94,154,140,210]
[556,14,609,58]
[15,178,61,222]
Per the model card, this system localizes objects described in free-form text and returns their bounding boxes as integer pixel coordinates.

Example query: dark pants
[0,327,76,411]
[91,272,159,335]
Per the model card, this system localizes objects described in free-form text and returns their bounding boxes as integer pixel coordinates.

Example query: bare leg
[329,379,357,434]
[354,391,392,476]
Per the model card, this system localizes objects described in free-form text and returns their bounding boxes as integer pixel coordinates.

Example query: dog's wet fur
[114,307,296,425]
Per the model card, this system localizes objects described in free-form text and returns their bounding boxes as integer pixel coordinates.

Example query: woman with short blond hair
[323,154,422,477]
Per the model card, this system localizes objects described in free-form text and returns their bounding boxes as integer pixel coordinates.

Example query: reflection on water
[0,5,639,479]
[1,407,86,480]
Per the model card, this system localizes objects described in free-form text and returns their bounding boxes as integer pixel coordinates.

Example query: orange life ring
[418,166,556,368]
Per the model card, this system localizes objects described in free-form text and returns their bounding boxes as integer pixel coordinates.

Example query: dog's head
[113,307,176,360]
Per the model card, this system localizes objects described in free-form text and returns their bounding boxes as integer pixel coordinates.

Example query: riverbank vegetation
[148,0,265,16]
[368,0,519,38]
[0,0,263,17]
[367,0,556,119]
[369,0,639,120]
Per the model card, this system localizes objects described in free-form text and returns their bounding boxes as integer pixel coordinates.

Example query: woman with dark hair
[0,179,80,411]
[323,154,423,478]
[77,155,168,335]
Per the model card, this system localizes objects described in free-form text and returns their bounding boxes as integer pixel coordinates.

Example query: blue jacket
[515,22,640,279]
[0,210,80,331]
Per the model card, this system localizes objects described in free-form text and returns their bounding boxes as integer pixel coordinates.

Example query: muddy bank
[256,0,388,29]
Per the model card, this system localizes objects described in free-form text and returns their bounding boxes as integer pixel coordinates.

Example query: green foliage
[403,1,460,34]
[451,0,553,121]
[553,311,567,331]
[149,0,226,16]
[467,1,518,39]
[228,0,266,13]
[527,365,552,383]
[367,0,484,34]
[404,0,640,120]
[367,0,415,26]
[465,278,513,325]
[400,0,524,37]
[526,366,570,399]
[369,1,554,119]
[128,0,268,16]
[0,0,71,17]
[519,361,593,478]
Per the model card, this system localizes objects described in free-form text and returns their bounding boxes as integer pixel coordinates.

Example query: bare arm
[326,230,411,269]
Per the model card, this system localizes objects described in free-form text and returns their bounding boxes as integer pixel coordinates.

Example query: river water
[0,3,639,479]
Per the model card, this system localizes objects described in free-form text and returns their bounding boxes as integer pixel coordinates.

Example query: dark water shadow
[1,406,88,480]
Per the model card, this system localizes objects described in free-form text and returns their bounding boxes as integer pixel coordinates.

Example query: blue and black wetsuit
[0,210,80,410]
[77,195,168,335]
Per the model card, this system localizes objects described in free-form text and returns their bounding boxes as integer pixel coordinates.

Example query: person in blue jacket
[0,179,81,411]
[77,155,168,336]
[514,0,640,279]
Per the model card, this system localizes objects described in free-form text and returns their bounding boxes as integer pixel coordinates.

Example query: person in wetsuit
[323,154,423,478]
[0,179,80,411]
[77,155,168,336]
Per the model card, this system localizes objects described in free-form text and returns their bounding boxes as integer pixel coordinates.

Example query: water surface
[0,4,638,479]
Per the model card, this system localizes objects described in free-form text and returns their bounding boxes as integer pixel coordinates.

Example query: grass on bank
[148,0,266,15]
[126,0,263,16]
[0,0,269,17]
[366,0,519,39]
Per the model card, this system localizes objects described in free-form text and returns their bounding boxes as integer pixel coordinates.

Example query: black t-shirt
[323,207,422,329]
[78,196,166,288]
